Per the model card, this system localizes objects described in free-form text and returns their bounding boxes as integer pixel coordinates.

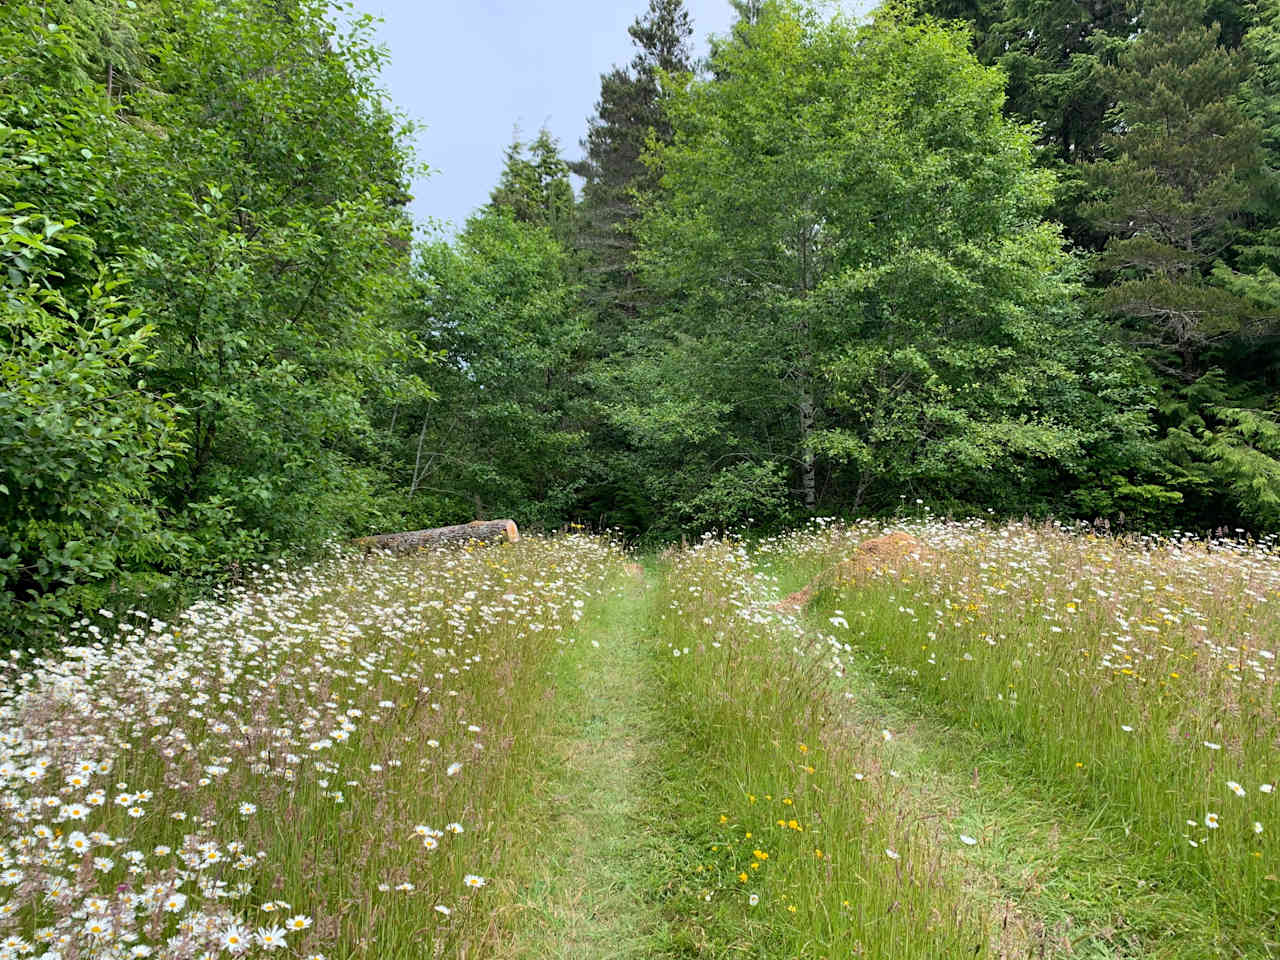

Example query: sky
[345,1,872,237]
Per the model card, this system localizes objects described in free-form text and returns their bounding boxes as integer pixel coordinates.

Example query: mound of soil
[775,532,934,611]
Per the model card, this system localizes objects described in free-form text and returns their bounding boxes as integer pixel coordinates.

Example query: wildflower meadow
[1,522,1276,958]
[0,537,622,958]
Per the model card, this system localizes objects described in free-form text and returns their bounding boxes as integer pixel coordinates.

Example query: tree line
[3,0,1279,641]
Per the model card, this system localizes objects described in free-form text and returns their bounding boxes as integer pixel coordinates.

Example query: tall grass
[648,540,1014,958]
[791,519,1280,935]
[0,535,622,959]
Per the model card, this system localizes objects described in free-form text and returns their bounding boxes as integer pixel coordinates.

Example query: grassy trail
[502,561,1113,958]
[500,568,668,959]
[494,548,1268,959]
[824,656,1237,959]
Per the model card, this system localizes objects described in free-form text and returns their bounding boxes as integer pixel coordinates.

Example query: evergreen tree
[1216,0,1280,317]
[1084,0,1260,379]
[572,0,693,320]
[489,127,576,243]
[1082,0,1280,528]
[918,1,1253,249]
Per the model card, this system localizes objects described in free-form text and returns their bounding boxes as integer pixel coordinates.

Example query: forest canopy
[3,0,1279,642]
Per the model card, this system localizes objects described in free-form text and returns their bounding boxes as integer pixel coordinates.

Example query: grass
[640,540,998,958]
[496,566,666,959]
[777,518,1279,954]
[820,645,1253,958]
[798,522,1280,936]
[636,522,1279,957]
[0,536,624,958]
[6,520,1277,958]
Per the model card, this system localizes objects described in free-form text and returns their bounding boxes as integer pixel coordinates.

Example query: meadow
[1,522,1276,958]
[788,519,1279,921]
[0,536,624,958]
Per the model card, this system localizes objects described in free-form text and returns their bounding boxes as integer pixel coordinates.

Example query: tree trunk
[799,388,816,510]
[409,415,429,496]
[355,520,520,554]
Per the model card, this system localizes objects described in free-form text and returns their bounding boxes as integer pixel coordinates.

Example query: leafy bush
[673,461,793,532]
[0,210,184,646]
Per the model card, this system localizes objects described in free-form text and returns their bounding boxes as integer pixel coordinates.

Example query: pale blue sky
[347,1,873,235]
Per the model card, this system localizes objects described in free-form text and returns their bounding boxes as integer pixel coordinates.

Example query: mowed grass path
[504,561,1076,959]
[495,539,1274,959]
[500,567,673,959]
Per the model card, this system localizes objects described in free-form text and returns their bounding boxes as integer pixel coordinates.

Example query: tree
[104,0,423,565]
[0,0,426,639]
[490,127,576,242]
[572,0,693,321]
[627,0,1151,524]
[404,209,588,526]
[1080,0,1280,529]
[1215,0,1280,319]
[0,211,184,642]
[918,1,1254,250]
[1085,0,1261,379]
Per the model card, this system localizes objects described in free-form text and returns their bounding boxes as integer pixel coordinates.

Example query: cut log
[355,519,520,555]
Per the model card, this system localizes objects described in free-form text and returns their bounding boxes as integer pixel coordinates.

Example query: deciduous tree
[629,0,1150,523]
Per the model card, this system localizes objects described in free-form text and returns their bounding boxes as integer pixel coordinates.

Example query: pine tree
[1215,0,1280,317]
[572,0,693,320]
[917,1,1253,250]
[489,127,575,243]
[1084,0,1260,379]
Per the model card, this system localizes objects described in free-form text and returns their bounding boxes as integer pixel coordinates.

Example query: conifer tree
[489,128,575,244]
[1084,0,1260,379]
[1215,0,1280,316]
[918,1,1252,249]
[572,0,693,320]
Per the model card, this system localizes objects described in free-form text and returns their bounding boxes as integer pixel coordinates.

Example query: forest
[4,0,1280,641]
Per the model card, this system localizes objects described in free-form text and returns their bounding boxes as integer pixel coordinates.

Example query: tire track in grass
[801,613,1260,959]
[499,567,671,959]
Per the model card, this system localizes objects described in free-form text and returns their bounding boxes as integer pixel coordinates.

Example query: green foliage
[116,0,421,565]
[1215,0,1280,325]
[404,208,588,527]
[0,0,425,643]
[1204,404,1280,525]
[490,128,577,243]
[672,461,793,531]
[9,0,1280,653]
[622,0,1152,526]
[573,0,694,322]
[0,213,184,641]
[1084,0,1262,378]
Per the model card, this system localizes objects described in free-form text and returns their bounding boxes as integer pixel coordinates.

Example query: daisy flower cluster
[0,534,620,959]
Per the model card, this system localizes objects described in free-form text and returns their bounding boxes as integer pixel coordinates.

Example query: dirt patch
[776,532,935,611]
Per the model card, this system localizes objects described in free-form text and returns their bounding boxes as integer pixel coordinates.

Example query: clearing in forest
[0,522,1275,958]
